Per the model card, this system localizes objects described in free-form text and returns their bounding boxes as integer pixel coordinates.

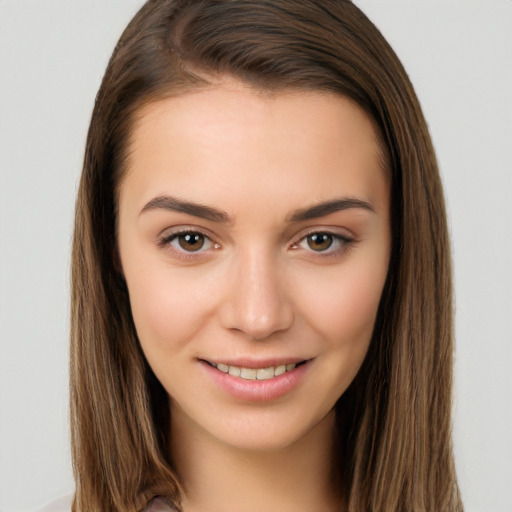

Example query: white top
[29,494,176,512]
[30,494,73,512]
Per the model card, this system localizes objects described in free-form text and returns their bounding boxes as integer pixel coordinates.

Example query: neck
[169,408,342,512]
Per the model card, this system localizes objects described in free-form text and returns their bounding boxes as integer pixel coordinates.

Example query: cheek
[299,257,387,348]
[124,259,215,357]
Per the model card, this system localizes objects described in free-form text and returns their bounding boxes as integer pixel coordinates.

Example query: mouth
[200,358,312,401]
[203,360,310,381]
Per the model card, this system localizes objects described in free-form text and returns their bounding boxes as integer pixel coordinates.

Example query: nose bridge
[220,245,294,340]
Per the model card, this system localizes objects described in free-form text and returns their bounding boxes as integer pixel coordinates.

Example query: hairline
[116,73,391,210]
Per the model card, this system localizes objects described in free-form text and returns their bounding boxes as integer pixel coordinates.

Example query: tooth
[274,365,286,376]
[228,366,241,377]
[240,368,257,380]
[220,363,301,378]
[256,367,275,380]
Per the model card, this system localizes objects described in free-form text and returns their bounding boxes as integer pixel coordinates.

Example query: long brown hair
[70,1,463,511]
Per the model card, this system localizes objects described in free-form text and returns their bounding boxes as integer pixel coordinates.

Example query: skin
[117,78,391,512]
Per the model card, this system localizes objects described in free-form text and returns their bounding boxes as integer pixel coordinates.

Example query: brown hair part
[70,1,463,511]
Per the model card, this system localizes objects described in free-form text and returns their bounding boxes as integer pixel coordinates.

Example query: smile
[201,359,312,401]
[207,361,303,381]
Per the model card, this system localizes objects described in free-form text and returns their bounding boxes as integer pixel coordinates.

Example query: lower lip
[201,360,311,402]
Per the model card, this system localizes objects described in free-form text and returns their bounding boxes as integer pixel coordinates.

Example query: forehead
[120,82,388,219]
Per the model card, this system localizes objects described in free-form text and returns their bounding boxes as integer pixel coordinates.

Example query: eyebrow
[286,197,375,222]
[140,195,233,223]
[140,195,374,223]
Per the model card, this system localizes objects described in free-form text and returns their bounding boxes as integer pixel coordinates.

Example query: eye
[305,233,334,252]
[160,230,216,254]
[175,232,207,252]
[294,231,353,254]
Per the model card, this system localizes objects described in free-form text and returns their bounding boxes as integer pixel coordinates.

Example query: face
[117,80,390,451]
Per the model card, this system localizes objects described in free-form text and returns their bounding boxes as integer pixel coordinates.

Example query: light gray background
[1,1,511,511]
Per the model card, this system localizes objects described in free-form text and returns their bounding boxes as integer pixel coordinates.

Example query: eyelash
[158,228,220,260]
[158,228,354,260]
[290,230,354,258]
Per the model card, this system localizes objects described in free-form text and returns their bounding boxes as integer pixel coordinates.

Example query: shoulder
[28,494,176,512]
[29,494,73,512]
[144,496,179,511]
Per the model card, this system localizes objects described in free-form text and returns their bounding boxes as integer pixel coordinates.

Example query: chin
[178,402,337,453]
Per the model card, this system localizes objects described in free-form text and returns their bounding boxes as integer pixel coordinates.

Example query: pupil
[307,233,332,251]
[179,233,204,251]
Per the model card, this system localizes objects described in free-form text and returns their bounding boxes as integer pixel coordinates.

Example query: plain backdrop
[1,1,511,511]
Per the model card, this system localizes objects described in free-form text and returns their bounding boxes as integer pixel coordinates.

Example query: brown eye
[306,233,333,252]
[160,230,217,257]
[177,232,205,252]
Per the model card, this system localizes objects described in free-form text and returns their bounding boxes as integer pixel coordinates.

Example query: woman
[63,0,462,511]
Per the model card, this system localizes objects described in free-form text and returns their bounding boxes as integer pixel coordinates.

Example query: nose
[218,249,294,340]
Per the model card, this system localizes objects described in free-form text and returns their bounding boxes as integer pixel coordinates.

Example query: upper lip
[200,357,311,369]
